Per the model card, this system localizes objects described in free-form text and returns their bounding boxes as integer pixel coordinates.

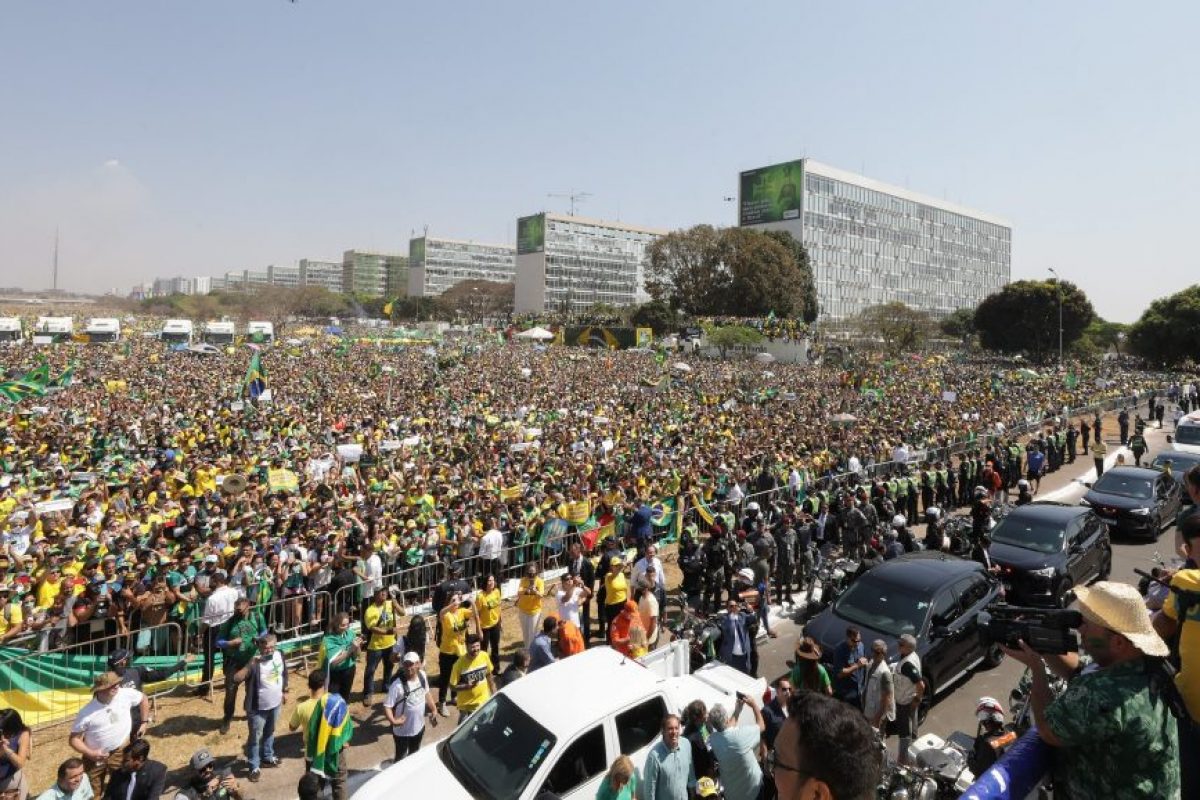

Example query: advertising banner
[409,237,426,266]
[739,160,803,226]
[517,213,546,254]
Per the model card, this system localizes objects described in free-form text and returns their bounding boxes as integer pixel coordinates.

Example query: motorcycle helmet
[1017,478,1030,491]
[973,485,988,498]
[746,501,760,512]
[696,777,720,798]
[976,696,1006,725]
[891,514,907,528]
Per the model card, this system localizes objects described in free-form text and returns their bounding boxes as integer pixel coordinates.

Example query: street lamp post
[1048,267,1063,366]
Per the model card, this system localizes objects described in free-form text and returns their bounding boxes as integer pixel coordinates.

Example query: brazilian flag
[306,693,353,779]
[243,352,267,400]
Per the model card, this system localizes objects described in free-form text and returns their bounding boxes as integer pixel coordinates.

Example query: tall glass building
[738,159,1011,321]
[342,250,408,297]
[407,236,516,297]
[513,212,665,313]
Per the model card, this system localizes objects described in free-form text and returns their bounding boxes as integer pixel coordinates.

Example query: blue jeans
[246,706,279,771]
[363,647,394,699]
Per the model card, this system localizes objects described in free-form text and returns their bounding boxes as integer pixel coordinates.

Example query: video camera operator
[1003,582,1180,799]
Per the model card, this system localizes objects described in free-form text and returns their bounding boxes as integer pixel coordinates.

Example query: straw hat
[1075,581,1169,657]
[92,671,123,692]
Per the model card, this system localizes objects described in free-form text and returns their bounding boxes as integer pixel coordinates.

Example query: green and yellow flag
[306,693,353,779]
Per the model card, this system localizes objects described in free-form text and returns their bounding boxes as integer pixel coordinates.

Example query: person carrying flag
[305,691,353,800]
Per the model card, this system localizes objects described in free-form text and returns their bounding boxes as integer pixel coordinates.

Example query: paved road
[341,410,1185,795]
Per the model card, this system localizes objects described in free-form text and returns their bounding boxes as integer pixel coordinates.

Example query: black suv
[802,552,1003,715]
[1081,465,1183,540]
[988,502,1111,607]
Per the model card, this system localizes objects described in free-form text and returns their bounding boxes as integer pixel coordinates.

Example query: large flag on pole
[243,352,266,400]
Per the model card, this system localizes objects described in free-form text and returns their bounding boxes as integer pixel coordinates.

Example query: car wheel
[981,641,1005,669]
[1057,578,1075,609]
[1097,548,1112,581]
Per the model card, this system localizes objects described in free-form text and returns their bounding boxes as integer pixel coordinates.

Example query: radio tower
[52,228,59,292]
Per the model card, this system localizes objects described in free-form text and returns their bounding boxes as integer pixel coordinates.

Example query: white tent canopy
[515,326,555,341]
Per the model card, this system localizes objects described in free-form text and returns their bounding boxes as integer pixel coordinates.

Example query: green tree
[855,302,934,355]
[703,324,764,358]
[629,300,680,336]
[1128,285,1200,366]
[440,279,514,324]
[939,307,977,345]
[645,226,815,319]
[1081,319,1130,356]
[974,279,1095,361]
[761,230,819,322]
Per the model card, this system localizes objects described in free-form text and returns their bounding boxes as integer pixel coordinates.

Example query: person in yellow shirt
[436,595,477,717]
[362,586,402,706]
[449,633,495,724]
[287,670,327,747]
[0,584,24,643]
[516,564,544,650]
[476,573,503,666]
[604,557,629,642]
[35,564,63,610]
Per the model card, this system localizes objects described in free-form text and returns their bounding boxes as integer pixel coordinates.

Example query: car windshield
[833,579,930,636]
[990,515,1066,554]
[1153,454,1200,475]
[1176,426,1200,446]
[442,694,557,800]
[1092,473,1153,499]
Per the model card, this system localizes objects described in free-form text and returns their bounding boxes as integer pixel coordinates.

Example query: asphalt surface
[328,407,1185,797]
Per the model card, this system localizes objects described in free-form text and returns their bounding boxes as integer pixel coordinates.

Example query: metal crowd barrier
[3,621,185,732]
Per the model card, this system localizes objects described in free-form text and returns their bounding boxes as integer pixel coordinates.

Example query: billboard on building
[739,160,803,226]
[409,237,426,266]
[517,213,546,255]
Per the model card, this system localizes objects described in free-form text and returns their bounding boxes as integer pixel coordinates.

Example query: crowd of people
[0,315,1192,799]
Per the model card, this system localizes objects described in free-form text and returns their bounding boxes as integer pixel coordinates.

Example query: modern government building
[407,236,516,298]
[739,159,1011,321]
[513,212,665,314]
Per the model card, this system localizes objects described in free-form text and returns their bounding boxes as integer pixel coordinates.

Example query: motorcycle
[667,606,723,672]
[801,547,858,620]
[876,731,978,799]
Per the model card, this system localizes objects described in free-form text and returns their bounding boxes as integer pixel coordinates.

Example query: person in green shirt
[318,612,362,702]
[595,754,638,800]
[216,596,266,734]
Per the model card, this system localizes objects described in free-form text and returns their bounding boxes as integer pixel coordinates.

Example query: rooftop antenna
[52,227,59,292]
[547,190,592,217]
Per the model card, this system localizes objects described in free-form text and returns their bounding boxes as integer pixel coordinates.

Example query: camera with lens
[978,604,1082,654]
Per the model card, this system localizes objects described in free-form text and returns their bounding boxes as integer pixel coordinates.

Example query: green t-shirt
[319,630,358,673]
[595,771,637,800]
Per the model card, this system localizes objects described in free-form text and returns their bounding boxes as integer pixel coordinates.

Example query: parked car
[1081,465,1183,540]
[1150,451,1200,506]
[802,552,1003,717]
[987,502,1111,607]
[354,643,764,800]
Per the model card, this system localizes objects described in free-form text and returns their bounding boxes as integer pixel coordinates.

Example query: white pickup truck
[354,642,766,800]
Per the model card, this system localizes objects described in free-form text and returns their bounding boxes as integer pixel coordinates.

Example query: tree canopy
[703,323,763,357]
[973,279,1095,360]
[854,302,934,355]
[645,225,818,320]
[939,307,976,344]
[437,279,514,324]
[629,300,680,336]
[1128,284,1200,366]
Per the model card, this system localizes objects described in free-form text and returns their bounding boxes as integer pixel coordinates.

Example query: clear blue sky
[1,1,1197,322]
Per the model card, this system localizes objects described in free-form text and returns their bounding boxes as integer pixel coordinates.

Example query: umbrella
[515,326,555,341]
[672,362,693,373]
[753,352,775,363]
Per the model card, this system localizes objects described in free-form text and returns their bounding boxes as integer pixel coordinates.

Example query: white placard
[35,498,75,514]
[380,439,402,451]
[941,391,957,403]
[336,444,363,463]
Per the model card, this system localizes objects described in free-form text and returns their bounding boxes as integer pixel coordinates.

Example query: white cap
[891,514,907,528]
[402,651,421,664]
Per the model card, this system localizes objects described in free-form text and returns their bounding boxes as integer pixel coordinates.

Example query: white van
[355,643,765,800]
[84,318,121,343]
[160,319,193,345]
[202,321,236,346]
[1173,411,1200,455]
[34,316,73,344]
[246,321,274,343]
[0,318,23,344]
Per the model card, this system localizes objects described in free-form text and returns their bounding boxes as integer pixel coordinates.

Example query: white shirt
[639,592,660,647]
[893,652,923,705]
[556,587,583,627]
[479,528,504,560]
[726,483,745,505]
[384,669,429,737]
[632,556,665,591]
[255,651,286,711]
[892,445,909,466]
[201,585,239,627]
[365,553,383,593]
[71,687,144,754]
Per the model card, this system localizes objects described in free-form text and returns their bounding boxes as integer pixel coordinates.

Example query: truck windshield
[442,694,556,800]
[1176,425,1200,446]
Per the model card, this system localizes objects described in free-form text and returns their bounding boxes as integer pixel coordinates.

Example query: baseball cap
[401,652,421,665]
[190,749,215,771]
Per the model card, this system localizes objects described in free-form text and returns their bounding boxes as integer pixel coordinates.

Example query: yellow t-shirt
[517,577,544,616]
[36,578,62,610]
[289,696,320,745]
[449,651,493,712]
[477,589,502,630]
[438,608,472,656]
[363,601,398,651]
[1163,569,1200,721]
[605,571,628,606]
[0,600,23,636]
